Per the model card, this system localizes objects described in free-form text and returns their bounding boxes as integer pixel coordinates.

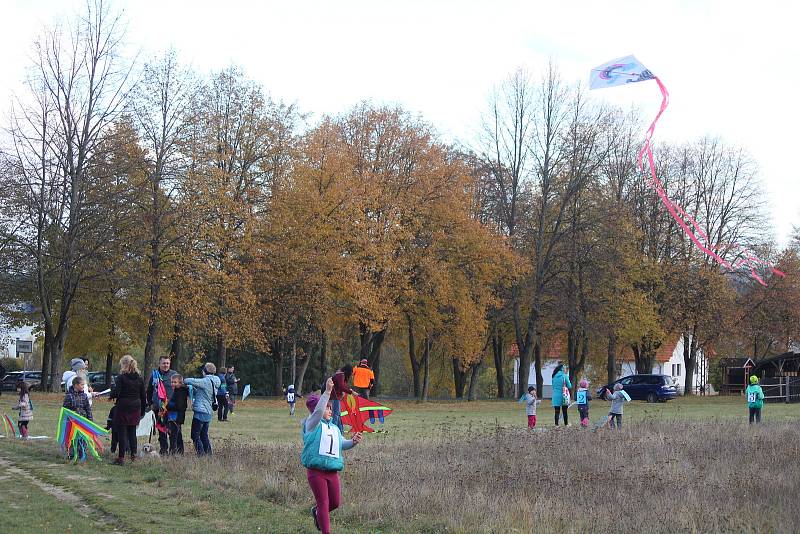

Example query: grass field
[0,393,798,533]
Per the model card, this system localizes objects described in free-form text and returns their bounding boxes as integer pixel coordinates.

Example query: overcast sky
[2,0,798,245]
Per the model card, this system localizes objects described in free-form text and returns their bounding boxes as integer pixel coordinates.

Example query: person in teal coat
[746,375,765,424]
[551,362,572,426]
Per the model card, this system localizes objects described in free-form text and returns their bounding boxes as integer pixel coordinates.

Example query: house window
[671,364,681,377]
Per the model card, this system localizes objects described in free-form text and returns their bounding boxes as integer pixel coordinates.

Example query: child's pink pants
[307,468,341,534]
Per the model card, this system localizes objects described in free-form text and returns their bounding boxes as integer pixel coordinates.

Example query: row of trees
[1,2,797,398]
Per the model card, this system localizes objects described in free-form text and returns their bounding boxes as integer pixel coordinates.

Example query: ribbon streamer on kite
[56,407,110,462]
[2,414,20,438]
[590,55,784,286]
[151,370,169,434]
[339,394,392,433]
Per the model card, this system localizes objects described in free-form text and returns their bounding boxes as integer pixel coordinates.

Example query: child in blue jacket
[576,379,592,427]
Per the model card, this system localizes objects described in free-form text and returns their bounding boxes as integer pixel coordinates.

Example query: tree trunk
[143,321,157,380]
[361,326,386,395]
[319,332,327,385]
[41,324,52,390]
[273,339,284,395]
[492,329,505,398]
[296,345,314,396]
[452,358,467,399]
[534,340,543,398]
[143,277,160,380]
[632,341,657,374]
[607,332,617,385]
[49,319,69,392]
[567,327,577,391]
[169,311,184,370]
[683,327,698,396]
[421,338,430,402]
[467,362,481,401]
[291,337,297,386]
[407,317,421,398]
[106,307,116,388]
[216,335,227,369]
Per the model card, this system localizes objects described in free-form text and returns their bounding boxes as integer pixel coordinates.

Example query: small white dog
[138,443,161,459]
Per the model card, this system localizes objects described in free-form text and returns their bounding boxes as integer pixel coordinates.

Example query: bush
[0,357,23,373]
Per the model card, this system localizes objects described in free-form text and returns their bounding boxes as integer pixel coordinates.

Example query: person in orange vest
[352,359,375,399]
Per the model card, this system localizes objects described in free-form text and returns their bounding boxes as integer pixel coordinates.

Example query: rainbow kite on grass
[56,407,109,462]
[2,414,20,438]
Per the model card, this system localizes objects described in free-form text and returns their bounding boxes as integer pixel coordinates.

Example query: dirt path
[0,455,125,532]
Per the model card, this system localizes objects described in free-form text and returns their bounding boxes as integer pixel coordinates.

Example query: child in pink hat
[576,378,592,427]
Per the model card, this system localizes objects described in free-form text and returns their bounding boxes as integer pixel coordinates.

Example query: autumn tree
[2,1,132,389]
[129,50,198,377]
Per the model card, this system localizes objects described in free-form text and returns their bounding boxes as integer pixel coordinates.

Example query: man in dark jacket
[224,366,240,414]
[146,356,177,454]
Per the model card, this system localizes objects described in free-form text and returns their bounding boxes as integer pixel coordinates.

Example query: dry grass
[156,420,800,533]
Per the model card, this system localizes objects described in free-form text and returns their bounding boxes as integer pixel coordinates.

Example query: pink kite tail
[636,77,782,285]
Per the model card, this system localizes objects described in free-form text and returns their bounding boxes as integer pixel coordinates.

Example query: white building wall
[618,336,707,394]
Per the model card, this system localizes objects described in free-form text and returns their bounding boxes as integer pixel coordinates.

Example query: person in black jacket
[109,355,146,465]
[166,374,189,454]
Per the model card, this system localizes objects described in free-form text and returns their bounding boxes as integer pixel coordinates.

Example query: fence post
[786,376,791,403]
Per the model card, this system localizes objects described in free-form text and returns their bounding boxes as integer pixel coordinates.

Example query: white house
[512,334,709,397]
[618,335,709,395]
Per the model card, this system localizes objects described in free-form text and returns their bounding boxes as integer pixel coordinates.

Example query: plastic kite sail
[241,384,251,401]
[56,407,109,462]
[590,55,784,286]
[136,410,156,438]
[2,414,20,438]
[339,394,392,433]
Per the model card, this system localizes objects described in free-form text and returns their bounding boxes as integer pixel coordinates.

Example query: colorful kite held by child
[339,393,392,433]
[57,407,110,462]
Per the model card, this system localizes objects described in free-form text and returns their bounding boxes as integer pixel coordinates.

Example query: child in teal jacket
[302,377,363,534]
[746,375,765,424]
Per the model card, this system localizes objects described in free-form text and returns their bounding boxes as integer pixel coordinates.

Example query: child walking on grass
[576,379,592,427]
[524,386,540,428]
[746,375,765,424]
[13,381,33,438]
[167,374,189,454]
[605,383,629,429]
[302,377,362,534]
[63,376,93,458]
[287,384,299,416]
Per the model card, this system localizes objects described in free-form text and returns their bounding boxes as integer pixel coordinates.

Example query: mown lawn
[1,393,798,533]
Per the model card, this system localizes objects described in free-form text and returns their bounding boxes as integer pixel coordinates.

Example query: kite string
[636,77,783,286]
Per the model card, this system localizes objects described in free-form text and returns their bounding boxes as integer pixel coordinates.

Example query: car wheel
[646,392,657,403]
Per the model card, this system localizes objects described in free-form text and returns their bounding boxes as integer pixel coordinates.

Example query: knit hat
[750,375,759,385]
[70,358,86,371]
[306,393,322,413]
[359,359,368,366]
[579,378,589,389]
[287,384,294,392]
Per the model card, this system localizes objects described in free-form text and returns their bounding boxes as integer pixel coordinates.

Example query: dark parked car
[87,371,116,391]
[596,374,678,403]
[60,371,117,391]
[0,371,42,392]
